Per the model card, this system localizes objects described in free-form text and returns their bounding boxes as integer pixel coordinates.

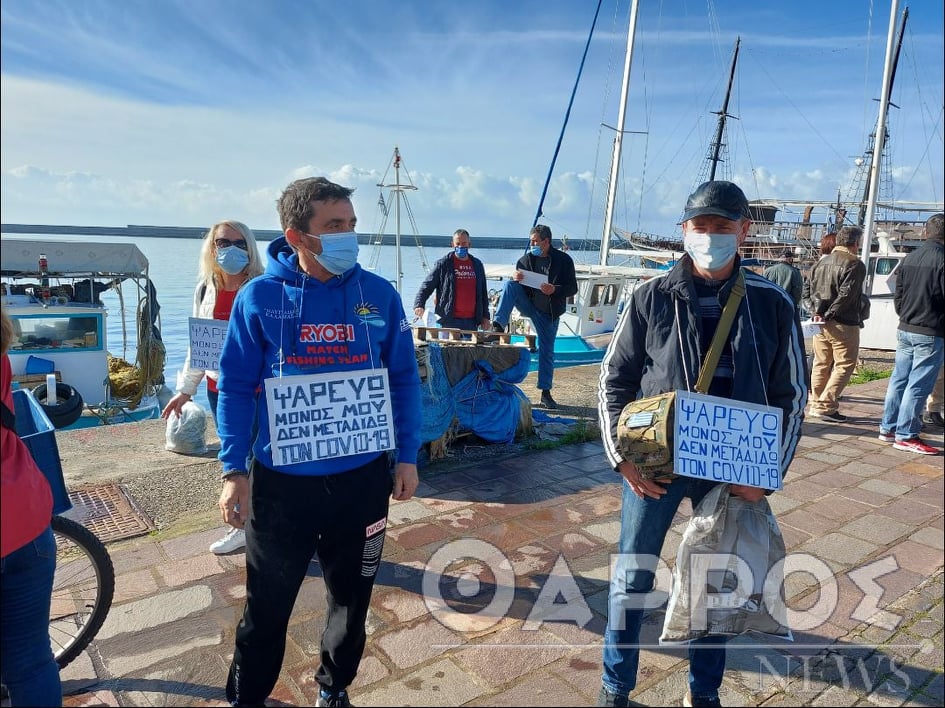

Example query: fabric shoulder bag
[617,271,746,480]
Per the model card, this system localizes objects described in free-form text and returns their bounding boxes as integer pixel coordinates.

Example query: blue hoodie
[216,237,422,476]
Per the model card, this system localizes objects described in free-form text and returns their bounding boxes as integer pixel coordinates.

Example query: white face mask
[684,233,738,271]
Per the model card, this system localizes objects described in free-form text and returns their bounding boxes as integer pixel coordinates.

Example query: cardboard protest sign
[674,391,783,491]
[188,317,228,371]
[264,369,395,466]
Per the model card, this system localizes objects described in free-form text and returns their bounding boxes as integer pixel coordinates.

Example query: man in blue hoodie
[216,177,422,707]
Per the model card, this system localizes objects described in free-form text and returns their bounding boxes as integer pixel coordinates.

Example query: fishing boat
[1,238,169,428]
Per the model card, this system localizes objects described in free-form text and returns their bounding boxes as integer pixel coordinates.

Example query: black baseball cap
[681,180,751,223]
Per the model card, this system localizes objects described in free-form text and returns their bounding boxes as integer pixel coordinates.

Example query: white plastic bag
[165,401,209,455]
[661,484,791,643]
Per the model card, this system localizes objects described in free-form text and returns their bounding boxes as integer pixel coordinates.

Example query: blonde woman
[161,220,263,553]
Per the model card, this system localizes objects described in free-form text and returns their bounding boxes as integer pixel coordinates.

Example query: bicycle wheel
[50,515,115,669]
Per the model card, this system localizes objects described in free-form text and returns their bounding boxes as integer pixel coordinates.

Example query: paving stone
[112,568,160,604]
[374,617,463,668]
[388,499,437,526]
[859,479,914,497]
[452,626,570,686]
[838,516,914,546]
[353,658,488,706]
[155,554,227,587]
[909,526,945,550]
[471,671,588,706]
[799,532,879,566]
[97,585,213,640]
[886,540,945,576]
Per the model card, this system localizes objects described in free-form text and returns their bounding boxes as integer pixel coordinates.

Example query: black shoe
[922,411,945,429]
[819,411,847,423]
[540,389,558,410]
[684,690,722,708]
[316,688,352,707]
[597,685,645,707]
[492,321,505,333]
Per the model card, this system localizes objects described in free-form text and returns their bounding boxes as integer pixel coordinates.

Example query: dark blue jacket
[413,252,489,323]
[599,255,807,481]
[515,246,578,319]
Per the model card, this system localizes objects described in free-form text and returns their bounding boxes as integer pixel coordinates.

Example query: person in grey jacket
[596,180,807,708]
[413,229,491,331]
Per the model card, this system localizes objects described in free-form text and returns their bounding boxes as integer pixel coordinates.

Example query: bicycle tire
[50,515,115,669]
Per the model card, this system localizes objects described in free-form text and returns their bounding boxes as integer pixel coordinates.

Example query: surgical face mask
[216,246,250,275]
[454,246,469,258]
[684,233,738,271]
[529,245,543,257]
[304,231,359,275]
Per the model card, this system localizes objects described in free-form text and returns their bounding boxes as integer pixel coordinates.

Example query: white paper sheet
[518,269,548,290]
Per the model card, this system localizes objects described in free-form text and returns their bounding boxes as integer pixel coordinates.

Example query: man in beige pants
[805,226,867,423]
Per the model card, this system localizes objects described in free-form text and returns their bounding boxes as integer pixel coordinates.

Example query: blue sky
[1,0,942,242]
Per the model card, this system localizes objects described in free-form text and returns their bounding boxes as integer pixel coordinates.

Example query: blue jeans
[1,526,62,707]
[493,280,558,390]
[602,477,727,701]
[880,331,945,441]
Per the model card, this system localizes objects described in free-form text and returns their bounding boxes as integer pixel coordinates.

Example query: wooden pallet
[412,326,536,350]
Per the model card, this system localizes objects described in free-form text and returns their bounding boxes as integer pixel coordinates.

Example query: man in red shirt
[413,229,491,332]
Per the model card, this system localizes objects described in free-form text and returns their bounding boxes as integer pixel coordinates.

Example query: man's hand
[480,317,492,331]
[512,271,524,282]
[413,306,425,319]
[161,392,192,420]
[219,476,250,529]
[729,484,767,502]
[539,282,556,296]
[617,460,670,500]
[392,462,419,501]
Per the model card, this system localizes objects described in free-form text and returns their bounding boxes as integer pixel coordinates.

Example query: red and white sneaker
[877,431,896,443]
[892,437,939,455]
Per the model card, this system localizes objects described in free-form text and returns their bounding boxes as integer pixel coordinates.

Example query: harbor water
[5,233,615,412]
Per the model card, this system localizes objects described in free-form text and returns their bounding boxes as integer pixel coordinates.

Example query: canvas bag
[616,271,745,480]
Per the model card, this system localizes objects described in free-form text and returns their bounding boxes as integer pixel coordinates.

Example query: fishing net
[106,280,166,409]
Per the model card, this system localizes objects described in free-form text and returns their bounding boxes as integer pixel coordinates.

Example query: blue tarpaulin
[453,357,531,444]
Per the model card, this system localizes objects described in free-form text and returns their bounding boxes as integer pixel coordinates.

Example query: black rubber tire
[49,515,115,669]
[31,383,84,429]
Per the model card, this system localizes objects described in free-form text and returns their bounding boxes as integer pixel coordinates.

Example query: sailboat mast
[394,147,403,295]
[600,0,641,267]
[707,37,740,182]
[860,0,901,271]
[857,6,909,228]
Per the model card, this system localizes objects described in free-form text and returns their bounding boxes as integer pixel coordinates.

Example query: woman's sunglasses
[215,238,249,250]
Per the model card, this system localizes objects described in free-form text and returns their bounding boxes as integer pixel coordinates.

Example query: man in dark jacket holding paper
[596,180,807,708]
[491,224,577,409]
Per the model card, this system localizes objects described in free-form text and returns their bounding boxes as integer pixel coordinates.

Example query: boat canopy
[1,239,149,278]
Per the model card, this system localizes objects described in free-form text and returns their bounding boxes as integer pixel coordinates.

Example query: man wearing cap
[597,180,807,708]
[763,248,803,308]
[805,225,867,423]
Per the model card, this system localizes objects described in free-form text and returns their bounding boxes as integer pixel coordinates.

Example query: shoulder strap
[0,399,15,431]
[694,270,746,394]
[197,282,208,304]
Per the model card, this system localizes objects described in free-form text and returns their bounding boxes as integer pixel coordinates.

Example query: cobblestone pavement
[15,377,943,707]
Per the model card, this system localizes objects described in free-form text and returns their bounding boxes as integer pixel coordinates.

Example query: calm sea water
[9,234,610,411]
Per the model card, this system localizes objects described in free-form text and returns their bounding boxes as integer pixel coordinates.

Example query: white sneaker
[210,527,246,554]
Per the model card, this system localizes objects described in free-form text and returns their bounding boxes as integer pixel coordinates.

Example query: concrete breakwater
[1,223,605,251]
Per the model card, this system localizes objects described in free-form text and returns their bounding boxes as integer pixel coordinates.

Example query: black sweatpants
[225,454,393,706]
